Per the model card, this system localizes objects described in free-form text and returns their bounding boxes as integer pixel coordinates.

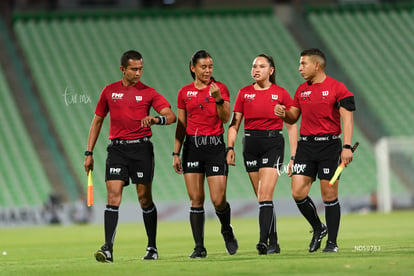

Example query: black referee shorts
[292,135,342,180]
[105,138,154,185]
[242,129,285,173]
[182,134,228,176]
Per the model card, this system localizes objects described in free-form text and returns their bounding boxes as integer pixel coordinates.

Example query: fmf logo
[246,160,257,167]
[112,93,124,99]
[135,96,143,102]
[187,161,199,168]
[301,91,311,98]
[244,94,256,100]
[110,168,121,175]
[271,95,278,101]
[187,91,198,97]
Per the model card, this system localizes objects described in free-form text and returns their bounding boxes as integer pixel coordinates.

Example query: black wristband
[172,152,180,156]
[215,98,225,105]
[226,146,234,152]
[84,150,93,156]
[155,115,167,125]
[290,156,295,161]
[343,144,352,149]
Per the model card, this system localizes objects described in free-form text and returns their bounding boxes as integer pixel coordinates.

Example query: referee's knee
[139,197,153,209]
[292,191,307,202]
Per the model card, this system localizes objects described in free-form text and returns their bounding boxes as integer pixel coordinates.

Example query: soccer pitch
[1,210,413,275]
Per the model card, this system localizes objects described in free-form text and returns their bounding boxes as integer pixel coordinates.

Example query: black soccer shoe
[267,242,281,254]
[309,224,328,252]
[143,247,158,260]
[189,246,207,259]
[94,244,113,263]
[323,241,339,253]
[222,226,238,255]
[256,242,268,255]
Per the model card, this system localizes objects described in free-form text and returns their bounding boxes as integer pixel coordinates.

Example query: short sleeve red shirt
[292,76,354,136]
[233,83,293,130]
[95,80,171,139]
[177,81,230,136]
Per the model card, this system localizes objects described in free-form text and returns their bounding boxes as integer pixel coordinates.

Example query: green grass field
[1,210,413,276]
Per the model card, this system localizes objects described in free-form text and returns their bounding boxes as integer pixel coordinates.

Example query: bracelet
[155,115,167,125]
[226,146,234,152]
[84,150,93,156]
[172,152,180,156]
[215,99,225,105]
[290,156,295,161]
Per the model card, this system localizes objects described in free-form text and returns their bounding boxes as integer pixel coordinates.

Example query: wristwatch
[84,150,93,156]
[343,144,352,150]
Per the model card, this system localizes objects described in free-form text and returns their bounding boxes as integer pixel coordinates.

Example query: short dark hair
[120,50,143,68]
[300,48,326,68]
[257,54,276,84]
[189,50,213,80]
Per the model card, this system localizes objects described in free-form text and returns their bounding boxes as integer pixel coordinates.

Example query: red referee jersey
[233,83,293,130]
[291,76,354,136]
[177,81,230,136]
[95,80,171,140]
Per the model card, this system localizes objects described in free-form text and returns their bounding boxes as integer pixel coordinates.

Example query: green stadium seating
[0,65,53,207]
[308,6,414,137]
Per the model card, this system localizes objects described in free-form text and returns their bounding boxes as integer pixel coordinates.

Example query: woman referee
[173,50,238,258]
[227,54,298,255]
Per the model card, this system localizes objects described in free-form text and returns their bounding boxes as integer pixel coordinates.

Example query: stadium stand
[0,64,53,207]
[307,4,414,137]
[11,7,407,206]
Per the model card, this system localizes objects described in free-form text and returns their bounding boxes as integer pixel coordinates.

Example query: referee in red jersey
[275,48,355,253]
[84,50,176,262]
[173,50,238,258]
[227,54,298,255]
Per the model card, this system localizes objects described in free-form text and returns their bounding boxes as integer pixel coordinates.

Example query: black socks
[324,198,340,244]
[143,203,158,248]
[104,205,119,249]
[190,207,205,248]
[215,202,232,232]
[259,201,274,244]
[295,196,323,230]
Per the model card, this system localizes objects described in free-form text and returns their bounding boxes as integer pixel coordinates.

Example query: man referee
[274,48,355,253]
[84,50,176,262]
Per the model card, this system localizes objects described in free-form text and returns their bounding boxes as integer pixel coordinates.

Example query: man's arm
[339,107,354,166]
[274,105,301,124]
[141,106,177,127]
[84,114,105,173]
[159,107,177,125]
